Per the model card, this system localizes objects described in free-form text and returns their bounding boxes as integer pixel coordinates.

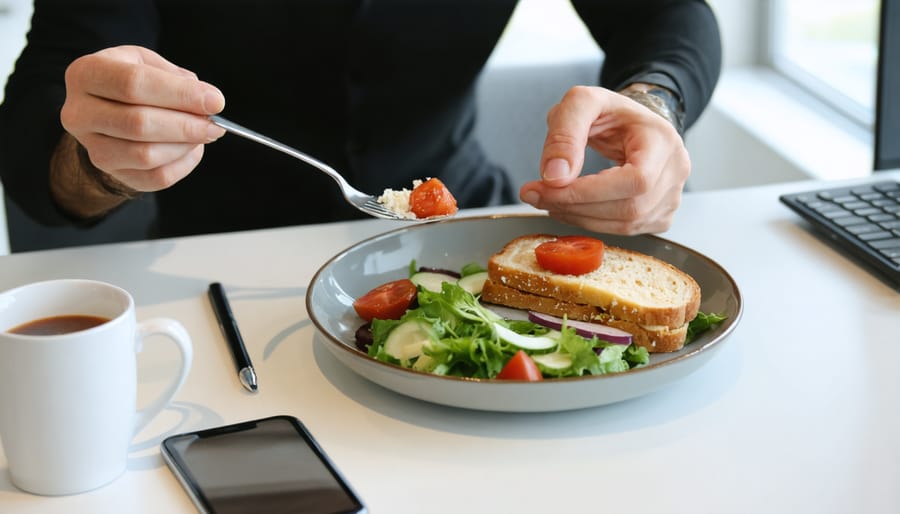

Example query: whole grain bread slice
[486,234,701,328]
[481,279,689,352]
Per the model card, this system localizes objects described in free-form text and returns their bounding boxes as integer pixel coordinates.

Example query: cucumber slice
[410,271,458,293]
[531,351,573,370]
[493,323,558,351]
[412,354,435,371]
[457,271,488,295]
[384,320,434,361]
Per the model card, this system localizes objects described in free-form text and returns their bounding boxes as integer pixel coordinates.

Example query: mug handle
[132,318,193,434]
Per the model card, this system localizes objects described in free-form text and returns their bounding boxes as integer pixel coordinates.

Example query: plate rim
[306,213,743,387]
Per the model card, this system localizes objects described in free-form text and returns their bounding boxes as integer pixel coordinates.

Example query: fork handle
[209,115,343,182]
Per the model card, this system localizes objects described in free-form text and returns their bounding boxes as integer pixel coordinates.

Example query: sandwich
[480,234,702,352]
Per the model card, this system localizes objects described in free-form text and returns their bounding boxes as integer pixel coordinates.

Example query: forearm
[0,0,159,225]
[49,133,140,220]
[573,0,722,130]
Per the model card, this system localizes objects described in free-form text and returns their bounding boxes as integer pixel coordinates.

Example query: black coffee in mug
[8,315,111,336]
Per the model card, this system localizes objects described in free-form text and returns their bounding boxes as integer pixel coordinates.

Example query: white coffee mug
[0,279,193,496]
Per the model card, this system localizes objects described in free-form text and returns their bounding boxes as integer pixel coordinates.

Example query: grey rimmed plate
[306,214,742,412]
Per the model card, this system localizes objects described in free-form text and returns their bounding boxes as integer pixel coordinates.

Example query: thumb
[539,86,610,187]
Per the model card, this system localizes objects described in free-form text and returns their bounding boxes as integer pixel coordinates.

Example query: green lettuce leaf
[685,311,728,344]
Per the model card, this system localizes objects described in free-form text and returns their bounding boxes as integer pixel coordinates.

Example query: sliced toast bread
[486,234,702,328]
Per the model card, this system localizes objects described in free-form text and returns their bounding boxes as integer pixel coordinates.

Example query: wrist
[619,83,685,135]
[74,143,141,200]
[49,134,139,220]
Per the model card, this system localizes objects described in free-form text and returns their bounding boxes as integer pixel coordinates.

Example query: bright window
[769,0,880,126]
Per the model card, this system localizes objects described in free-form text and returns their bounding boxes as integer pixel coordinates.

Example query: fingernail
[201,88,225,114]
[522,190,540,205]
[543,158,570,181]
[207,123,225,142]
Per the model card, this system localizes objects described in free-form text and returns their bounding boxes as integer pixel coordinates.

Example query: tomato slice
[496,350,543,381]
[534,236,604,275]
[352,279,418,322]
[409,178,458,219]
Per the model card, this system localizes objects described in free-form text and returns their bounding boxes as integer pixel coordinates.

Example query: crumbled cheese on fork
[377,179,423,219]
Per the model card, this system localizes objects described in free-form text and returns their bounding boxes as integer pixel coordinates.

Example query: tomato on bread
[534,235,604,275]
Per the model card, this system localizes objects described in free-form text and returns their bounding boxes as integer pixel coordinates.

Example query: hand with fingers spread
[51,45,226,218]
[520,85,691,235]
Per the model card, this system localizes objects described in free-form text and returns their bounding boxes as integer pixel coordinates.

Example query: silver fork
[209,115,410,220]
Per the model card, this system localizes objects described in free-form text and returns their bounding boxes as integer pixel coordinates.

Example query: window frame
[765,0,878,129]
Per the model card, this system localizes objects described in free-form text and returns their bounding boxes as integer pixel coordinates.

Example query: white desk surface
[1,173,898,514]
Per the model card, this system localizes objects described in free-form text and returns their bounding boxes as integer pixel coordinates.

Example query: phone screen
[161,416,366,514]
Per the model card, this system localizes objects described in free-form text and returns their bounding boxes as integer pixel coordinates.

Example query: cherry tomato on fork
[534,236,605,275]
[496,350,543,381]
[352,279,418,322]
[409,178,458,219]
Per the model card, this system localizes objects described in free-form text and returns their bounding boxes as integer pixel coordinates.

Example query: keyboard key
[869,238,900,250]
[833,215,868,226]
[820,208,853,219]
[847,223,883,234]
[855,207,883,216]
[804,200,830,210]
[841,201,871,210]
[859,231,894,241]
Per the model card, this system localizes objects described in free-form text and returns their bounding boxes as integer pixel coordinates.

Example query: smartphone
[161,415,367,514]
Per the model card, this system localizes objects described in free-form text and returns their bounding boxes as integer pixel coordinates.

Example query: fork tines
[361,198,409,220]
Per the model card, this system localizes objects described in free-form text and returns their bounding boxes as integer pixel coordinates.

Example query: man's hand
[520,86,691,235]
[59,45,226,193]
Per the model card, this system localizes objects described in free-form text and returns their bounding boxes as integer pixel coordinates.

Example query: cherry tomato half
[352,279,418,322]
[534,236,604,275]
[409,178,458,219]
[496,350,543,381]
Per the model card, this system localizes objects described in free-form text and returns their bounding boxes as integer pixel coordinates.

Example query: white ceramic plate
[307,214,742,412]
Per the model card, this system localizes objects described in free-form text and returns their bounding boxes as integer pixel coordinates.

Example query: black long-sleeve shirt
[0,0,721,239]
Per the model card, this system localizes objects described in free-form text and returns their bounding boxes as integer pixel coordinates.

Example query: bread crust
[487,234,701,327]
[481,279,688,353]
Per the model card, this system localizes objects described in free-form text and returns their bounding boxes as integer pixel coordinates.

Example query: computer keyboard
[779,180,900,288]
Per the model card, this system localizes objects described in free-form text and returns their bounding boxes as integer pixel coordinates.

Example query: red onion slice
[528,311,632,345]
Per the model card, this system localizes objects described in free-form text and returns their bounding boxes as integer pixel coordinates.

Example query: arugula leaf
[622,344,650,367]
[417,282,501,327]
[685,311,728,344]
[554,329,605,376]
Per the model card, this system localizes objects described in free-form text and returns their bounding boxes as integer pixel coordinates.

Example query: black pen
[207,282,258,392]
